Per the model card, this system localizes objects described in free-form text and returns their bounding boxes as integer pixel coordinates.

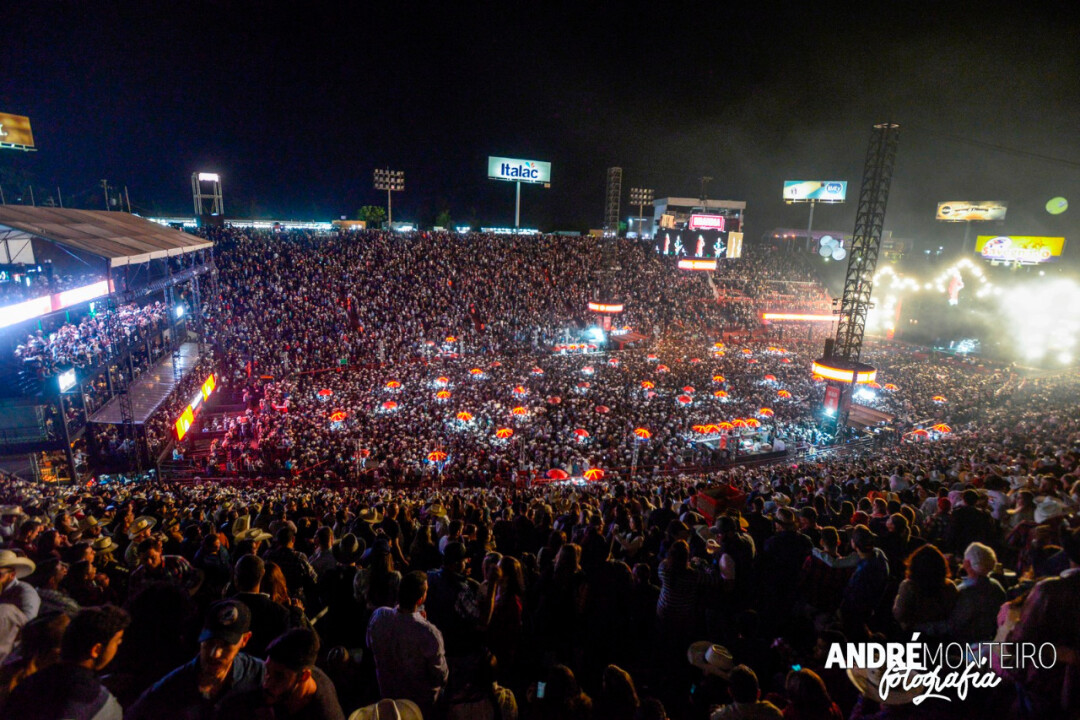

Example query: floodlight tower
[373,168,405,228]
[814,122,900,437]
[629,187,654,238]
[192,173,224,218]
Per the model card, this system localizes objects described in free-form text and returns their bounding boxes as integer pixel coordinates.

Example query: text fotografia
[825,634,1058,705]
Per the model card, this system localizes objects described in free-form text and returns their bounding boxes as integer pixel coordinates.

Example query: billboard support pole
[805,200,817,252]
[514,181,521,228]
[961,220,971,254]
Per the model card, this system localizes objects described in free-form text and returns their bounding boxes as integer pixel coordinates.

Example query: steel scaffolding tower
[604,167,623,237]
[833,123,900,362]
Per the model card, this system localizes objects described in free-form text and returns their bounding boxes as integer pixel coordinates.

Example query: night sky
[2,1,1079,253]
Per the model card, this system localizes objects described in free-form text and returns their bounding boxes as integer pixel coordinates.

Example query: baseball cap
[199,600,252,645]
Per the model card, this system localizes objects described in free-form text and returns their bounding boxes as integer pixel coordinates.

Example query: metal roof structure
[0,207,212,267]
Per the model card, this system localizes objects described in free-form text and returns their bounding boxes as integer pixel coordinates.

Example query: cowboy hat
[348,699,423,720]
[0,506,27,519]
[0,550,36,579]
[847,665,931,706]
[236,528,272,544]
[1034,496,1068,523]
[358,509,384,524]
[687,641,734,678]
[333,534,365,564]
[426,503,448,519]
[128,516,157,539]
[92,536,120,554]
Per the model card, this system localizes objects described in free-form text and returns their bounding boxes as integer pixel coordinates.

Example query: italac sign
[487,156,552,185]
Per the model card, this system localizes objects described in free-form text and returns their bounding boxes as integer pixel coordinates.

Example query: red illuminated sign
[678,259,717,271]
[688,214,726,231]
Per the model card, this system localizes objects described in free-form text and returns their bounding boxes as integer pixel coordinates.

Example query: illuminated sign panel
[58,369,77,393]
[201,374,217,400]
[487,156,552,184]
[688,214,726,231]
[726,232,744,259]
[763,313,837,322]
[587,302,624,313]
[936,201,1007,222]
[55,281,110,309]
[0,112,35,150]
[975,235,1064,264]
[824,385,841,415]
[784,181,847,203]
[175,406,195,441]
[0,296,52,329]
[678,259,718,271]
[811,360,877,384]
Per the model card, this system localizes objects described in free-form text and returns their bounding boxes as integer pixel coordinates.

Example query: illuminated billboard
[487,156,551,184]
[58,369,77,393]
[678,259,717,271]
[936,201,1007,222]
[783,181,847,203]
[0,112,35,150]
[726,232,744,259]
[975,235,1065,264]
[688,214,726,231]
[174,374,217,440]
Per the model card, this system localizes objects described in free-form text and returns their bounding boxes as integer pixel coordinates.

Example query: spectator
[0,550,39,620]
[366,570,449,718]
[710,664,782,720]
[231,554,290,658]
[2,604,129,720]
[255,628,344,720]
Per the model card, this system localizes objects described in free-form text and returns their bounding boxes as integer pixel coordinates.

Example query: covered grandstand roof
[0,207,212,267]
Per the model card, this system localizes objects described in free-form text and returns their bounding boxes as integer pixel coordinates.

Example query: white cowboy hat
[128,516,157,539]
[348,699,423,720]
[0,550,36,579]
[1034,496,1068,523]
[687,641,734,678]
[847,665,931,706]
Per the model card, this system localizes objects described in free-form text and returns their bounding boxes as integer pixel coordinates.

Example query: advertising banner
[824,385,841,416]
[783,181,847,203]
[975,235,1065,264]
[688,214,726,231]
[0,112,35,149]
[487,156,552,184]
[936,201,1007,222]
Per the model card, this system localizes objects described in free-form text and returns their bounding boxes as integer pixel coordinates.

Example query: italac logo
[824,633,1057,705]
[499,161,540,179]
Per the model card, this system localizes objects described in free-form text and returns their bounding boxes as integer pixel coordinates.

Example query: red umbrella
[318,388,333,397]
[764,374,776,382]
[582,366,595,374]
[641,380,655,389]
[758,407,774,417]
[594,405,610,414]
[330,410,347,422]
[778,390,792,398]
[690,357,702,363]
[511,406,528,416]
[780,358,792,363]
[732,419,748,428]
[427,451,447,462]
[436,390,451,400]
[745,418,761,428]
[713,390,728,398]
[531,367,544,375]
[456,411,474,421]
[381,401,398,410]
[932,423,952,433]
[584,468,605,481]
[548,396,562,404]
[713,375,726,383]
[692,424,709,434]
[608,357,620,366]
[513,385,528,395]
[386,380,402,389]
[573,428,590,439]
[682,386,695,394]
[677,395,692,404]
[634,427,651,440]
[742,349,752,355]
[469,368,483,375]
[647,354,658,361]
[445,336,457,342]
[657,365,670,373]
[436,376,450,385]
[547,469,569,480]
[490,361,502,367]
[884,383,898,391]
[495,427,514,439]
[933,396,947,403]
[577,381,591,389]
[747,358,759,364]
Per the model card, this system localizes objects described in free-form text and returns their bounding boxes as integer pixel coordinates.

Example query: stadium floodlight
[629,187,654,239]
[373,168,405,228]
[197,173,220,183]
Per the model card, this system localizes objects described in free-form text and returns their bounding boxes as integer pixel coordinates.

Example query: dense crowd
[0,367,1078,719]
[13,302,170,378]
[2,228,1078,719]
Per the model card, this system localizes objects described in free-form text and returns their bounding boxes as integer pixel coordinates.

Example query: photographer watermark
[826,633,1058,705]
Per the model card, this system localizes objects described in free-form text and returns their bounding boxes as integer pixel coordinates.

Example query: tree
[356,205,387,227]
[435,209,453,228]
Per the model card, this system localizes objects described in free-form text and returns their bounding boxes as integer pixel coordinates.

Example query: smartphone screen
[537,682,546,699]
